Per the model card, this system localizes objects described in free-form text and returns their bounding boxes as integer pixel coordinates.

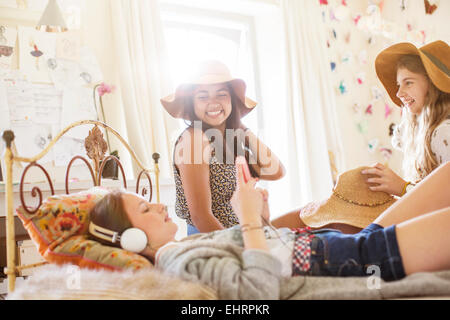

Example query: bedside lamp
[36,0,68,32]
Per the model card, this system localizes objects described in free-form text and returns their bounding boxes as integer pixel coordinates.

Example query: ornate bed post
[85,125,108,186]
[2,130,16,292]
[152,153,160,204]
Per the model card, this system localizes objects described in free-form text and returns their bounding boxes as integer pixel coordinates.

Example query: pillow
[17,187,151,271]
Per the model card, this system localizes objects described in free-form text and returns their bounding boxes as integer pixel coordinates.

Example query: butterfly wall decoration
[385,104,393,119]
[424,0,438,14]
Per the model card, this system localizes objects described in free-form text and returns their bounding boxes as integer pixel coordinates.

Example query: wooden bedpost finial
[152,152,160,164]
[2,130,15,148]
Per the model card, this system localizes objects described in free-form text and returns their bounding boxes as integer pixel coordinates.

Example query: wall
[80,0,135,178]
[320,0,450,177]
[0,0,135,184]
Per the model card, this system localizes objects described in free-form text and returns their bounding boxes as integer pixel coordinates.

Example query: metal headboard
[2,120,160,293]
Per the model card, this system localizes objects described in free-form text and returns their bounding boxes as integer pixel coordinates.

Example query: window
[160,4,261,131]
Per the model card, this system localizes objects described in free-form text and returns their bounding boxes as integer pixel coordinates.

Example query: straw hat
[375,40,450,106]
[160,60,257,121]
[300,166,396,229]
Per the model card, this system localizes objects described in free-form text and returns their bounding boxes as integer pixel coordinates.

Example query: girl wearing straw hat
[272,41,449,234]
[362,40,450,196]
[161,60,285,235]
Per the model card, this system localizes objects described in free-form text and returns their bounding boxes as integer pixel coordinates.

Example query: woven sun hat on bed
[160,60,257,121]
[375,40,450,107]
[300,166,397,229]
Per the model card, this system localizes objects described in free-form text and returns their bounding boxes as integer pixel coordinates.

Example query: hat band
[421,50,450,77]
[332,189,394,207]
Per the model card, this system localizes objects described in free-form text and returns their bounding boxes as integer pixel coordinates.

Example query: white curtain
[280,0,346,204]
[108,0,179,180]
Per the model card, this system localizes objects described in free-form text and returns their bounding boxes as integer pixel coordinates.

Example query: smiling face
[121,192,177,250]
[193,83,233,129]
[396,67,430,115]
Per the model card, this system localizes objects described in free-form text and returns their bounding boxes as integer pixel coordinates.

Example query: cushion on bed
[16,187,151,271]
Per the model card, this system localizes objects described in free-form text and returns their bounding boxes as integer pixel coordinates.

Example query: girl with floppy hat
[362,40,450,196]
[87,160,450,299]
[272,41,449,234]
[160,60,285,235]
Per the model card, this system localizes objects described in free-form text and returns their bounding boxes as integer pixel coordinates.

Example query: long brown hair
[89,189,132,248]
[393,55,450,182]
[181,83,259,178]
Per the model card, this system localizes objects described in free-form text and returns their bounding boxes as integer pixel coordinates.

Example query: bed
[1,120,217,299]
[2,120,450,300]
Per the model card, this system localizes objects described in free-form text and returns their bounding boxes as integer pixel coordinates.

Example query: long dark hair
[182,83,259,178]
[89,190,132,248]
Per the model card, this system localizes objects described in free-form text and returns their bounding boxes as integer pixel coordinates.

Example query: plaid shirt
[291,227,315,276]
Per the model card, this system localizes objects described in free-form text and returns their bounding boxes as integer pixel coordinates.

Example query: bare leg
[374,161,450,228]
[271,208,362,233]
[271,208,306,229]
[396,207,450,275]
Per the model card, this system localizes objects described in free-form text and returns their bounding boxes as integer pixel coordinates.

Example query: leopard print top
[173,138,239,228]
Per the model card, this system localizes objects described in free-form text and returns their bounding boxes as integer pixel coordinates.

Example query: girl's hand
[231,162,264,225]
[361,163,407,196]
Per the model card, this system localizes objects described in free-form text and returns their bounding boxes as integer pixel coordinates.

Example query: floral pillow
[17,187,151,271]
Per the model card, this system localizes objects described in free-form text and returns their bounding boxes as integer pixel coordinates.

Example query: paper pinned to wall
[56,30,81,61]
[5,78,35,125]
[79,46,103,85]
[31,83,63,124]
[0,25,17,69]
[11,123,53,163]
[53,134,87,167]
[61,86,98,139]
[18,26,56,83]
[48,58,83,90]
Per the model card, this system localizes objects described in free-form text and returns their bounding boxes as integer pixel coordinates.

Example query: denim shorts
[307,223,406,281]
[187,224,200,236]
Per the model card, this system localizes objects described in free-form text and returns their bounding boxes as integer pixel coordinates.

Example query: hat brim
[161,78,257,120]
[375,41,450,107]
[375,43,421,106]
[300,194,396,229]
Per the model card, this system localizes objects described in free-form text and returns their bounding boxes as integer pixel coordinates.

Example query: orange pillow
[17,187,151,271]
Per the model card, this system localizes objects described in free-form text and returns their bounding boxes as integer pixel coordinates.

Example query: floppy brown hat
[375,40,450,106]
[160,60,257,121]
[300,166,396,229]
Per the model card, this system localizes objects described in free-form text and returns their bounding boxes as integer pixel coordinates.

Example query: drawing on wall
[0,26,17,69]
[18,26,56,82]
[29,40,43,70]
[56,30,81,61]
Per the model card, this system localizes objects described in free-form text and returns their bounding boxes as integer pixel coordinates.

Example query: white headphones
[88,222,148,253]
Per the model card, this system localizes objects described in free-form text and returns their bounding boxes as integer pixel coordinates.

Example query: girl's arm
[242,127,286,181]
[231,157,269,252]
[176,128,224,232]
[158,158,281,300]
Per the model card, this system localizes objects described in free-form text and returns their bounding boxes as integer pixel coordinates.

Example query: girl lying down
[88,160,450,299]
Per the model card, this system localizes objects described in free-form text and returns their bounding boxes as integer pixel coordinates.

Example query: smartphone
[236,156,251,183]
